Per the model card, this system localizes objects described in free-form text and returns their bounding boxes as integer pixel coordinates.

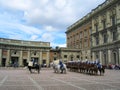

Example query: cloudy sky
[0,0,105,48]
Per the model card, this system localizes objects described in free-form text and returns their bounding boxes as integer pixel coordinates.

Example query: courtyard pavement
[0,67,120,90]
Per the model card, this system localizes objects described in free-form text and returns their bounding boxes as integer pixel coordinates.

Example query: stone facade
[66,14,91,60]
[0,38,51,67]
[91,0,120,65]
[50,47,81,62]
[66,0,120,65]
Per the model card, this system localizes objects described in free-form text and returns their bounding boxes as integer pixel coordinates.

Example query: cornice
[66,0,119,34]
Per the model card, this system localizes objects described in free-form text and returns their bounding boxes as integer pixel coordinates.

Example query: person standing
[59,60,63,70]
[28,60,33,67]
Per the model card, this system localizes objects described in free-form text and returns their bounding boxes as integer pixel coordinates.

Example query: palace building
[66,0,120,65]
[0,0,120,67]
[0,38,51,67]
[50,47,81,62]
[91,0,120,65]
[66,14,91,60]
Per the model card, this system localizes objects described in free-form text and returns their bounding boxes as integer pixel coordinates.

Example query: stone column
[99,51,102,64]
[108,49,112,64]
[116,4,120,40]
[106,11,111,27]
[99,33,103,45]
[46,51,50,67]
[39,51,42,65]
[92,36,95,47]
[118,48,120,64]
[19,50,23,66]
[107,30,112,43]
[117,26,120,39]
[27,50,30,62]
[6,50,10,66]
[92,52,95,61]
[116,3,120,24]
[0,49,2,66]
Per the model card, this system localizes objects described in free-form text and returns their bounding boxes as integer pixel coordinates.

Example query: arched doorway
[102,50,108,65]
[112,50,119,64]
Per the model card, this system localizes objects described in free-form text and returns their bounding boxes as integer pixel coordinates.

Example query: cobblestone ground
[0,67,120,90]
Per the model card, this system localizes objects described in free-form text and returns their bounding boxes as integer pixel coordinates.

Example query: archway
[112,50,119,64]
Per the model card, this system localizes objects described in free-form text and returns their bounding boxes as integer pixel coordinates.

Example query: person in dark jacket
[59,60,63,70]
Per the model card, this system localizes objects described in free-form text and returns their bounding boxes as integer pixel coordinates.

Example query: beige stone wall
[91,0,120,65]
[0,38,51,67]
[66,0,120,65]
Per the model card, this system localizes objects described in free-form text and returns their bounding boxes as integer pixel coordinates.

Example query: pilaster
[92,52,95,61]
[0,49,2,66]
[116,3,120,24]
[19,50,23,66]
[6,50,10,66]
[108,50,112,64]
[99,51,102,64]
[39,51,42,65]
[27,50,30,62]
[46,51,50,67]
[117,26,120,40]
[118,48,120,64]
[107,30,112,43]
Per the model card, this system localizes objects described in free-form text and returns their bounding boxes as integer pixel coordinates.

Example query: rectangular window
[80,32,82,39]
[64,55,67,58]
[103,34,107,43]
[96,36,99,45]
[76,55,79,59]
[54,57,57,60]
[113,31,117,41]
[84,40,88,47]
[84,30,87,37]
[111,16,115,26]
[95,24,98,32]
[103,20,106,29]
[80,41,82,48]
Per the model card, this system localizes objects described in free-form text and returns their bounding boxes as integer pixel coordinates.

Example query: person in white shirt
[28,60,33,67]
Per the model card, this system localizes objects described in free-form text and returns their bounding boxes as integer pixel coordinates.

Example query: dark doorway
[2,58,6,67]
[11,57,19,67]
[42,59,46,67]
[23,59,27,66]
[42,59,46,64]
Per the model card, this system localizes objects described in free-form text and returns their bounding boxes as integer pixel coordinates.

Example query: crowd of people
[107,64,120,70]
[67,58,120,70]
[28,58,120,70]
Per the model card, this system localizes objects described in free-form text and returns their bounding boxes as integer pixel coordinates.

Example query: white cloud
[54,0,68,10]
[0,21,42,39]
[0,0,32,10]
[0,0,106,47]
[0,0,105,29]
[30,35,38,40]
[40,33,54,42]
[44,25,57,32]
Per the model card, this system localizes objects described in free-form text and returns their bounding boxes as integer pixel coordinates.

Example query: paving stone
[0,68,120,90]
